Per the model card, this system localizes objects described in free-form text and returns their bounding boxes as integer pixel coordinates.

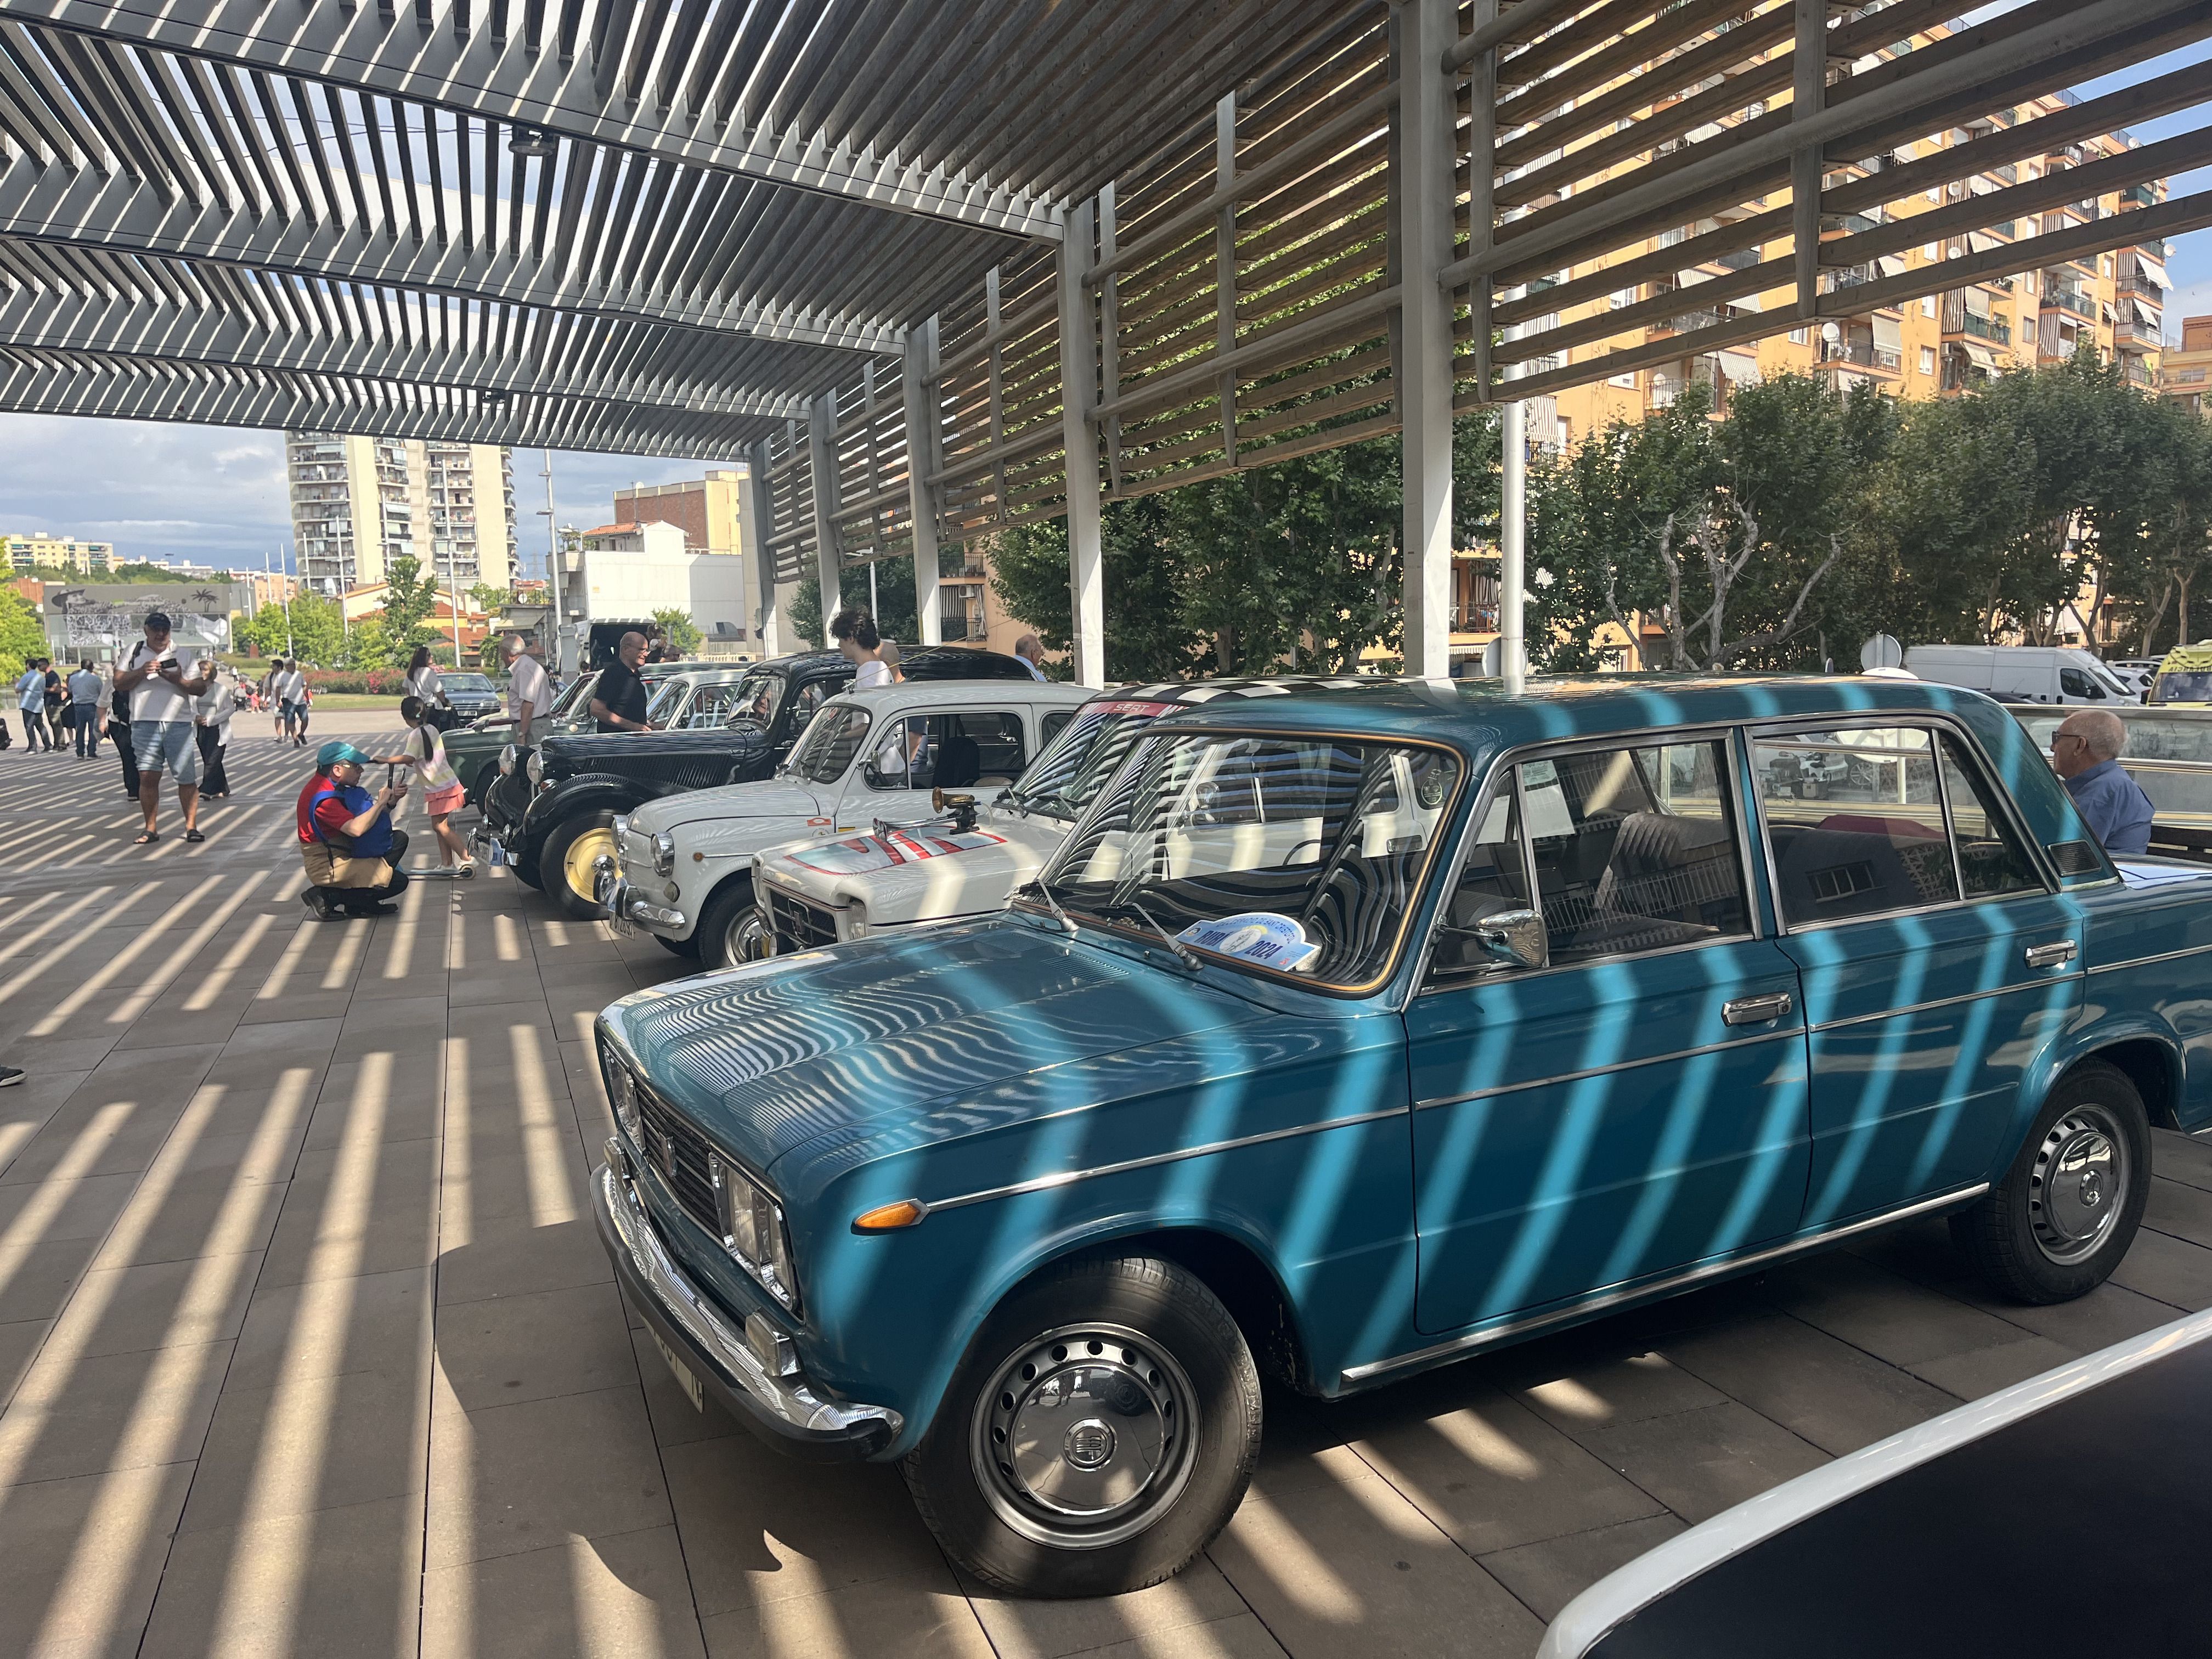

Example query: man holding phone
[295,741,412,918]
[115,612,210,845]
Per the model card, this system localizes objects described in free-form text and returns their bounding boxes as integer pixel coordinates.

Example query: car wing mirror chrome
[1461,908,1548,970]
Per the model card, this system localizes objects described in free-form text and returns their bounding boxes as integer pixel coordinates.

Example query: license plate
[651,1327,703,1412]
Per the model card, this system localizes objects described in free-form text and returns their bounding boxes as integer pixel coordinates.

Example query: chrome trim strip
[921,1107,1408,1215]
[1537,1305,2212,1659]
[1340,1182,1990,1386]
[1414,1027,1800,1112]
[2085,938,2212,976]
[597,1143,900,1440]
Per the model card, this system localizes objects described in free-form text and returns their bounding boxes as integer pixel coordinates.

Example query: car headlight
[652,832,676,875]
[843,906,869,941]
[611,814,630,850]
[498,742,518,776]
[710,1151,799,1310]
[527,751,545,787]
[607,1057,641,1142]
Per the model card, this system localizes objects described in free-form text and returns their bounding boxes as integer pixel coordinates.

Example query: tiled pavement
[3,719,2211,1659]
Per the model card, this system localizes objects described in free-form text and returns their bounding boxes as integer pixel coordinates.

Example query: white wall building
[285,433,517,595]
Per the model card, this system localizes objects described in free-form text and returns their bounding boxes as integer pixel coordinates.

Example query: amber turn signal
[852,1198,928,1233]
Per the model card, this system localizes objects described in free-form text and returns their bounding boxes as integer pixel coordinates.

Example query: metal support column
[1499,404,1526,693]
[738,443,777,657]
[903,317,944,646]
[806,393,842,635]
[1793,0,1829,320]
[1398,0,1455,680]
[1057,197,1106,686]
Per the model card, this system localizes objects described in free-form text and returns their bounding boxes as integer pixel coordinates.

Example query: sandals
[184,828,205,844]
[133,830,159,846]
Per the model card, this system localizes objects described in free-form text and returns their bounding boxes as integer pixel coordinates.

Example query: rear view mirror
[1470,909,1547,970]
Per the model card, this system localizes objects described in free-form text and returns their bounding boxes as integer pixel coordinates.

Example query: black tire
[901,1254,1261,1599]
[696,877,771,971]
[1955,1058,2151,1304]
[539,810,617,921]
[654,930,701,959]
[510,846,545,890]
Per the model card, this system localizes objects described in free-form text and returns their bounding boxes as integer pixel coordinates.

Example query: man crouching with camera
[296,741,411,919]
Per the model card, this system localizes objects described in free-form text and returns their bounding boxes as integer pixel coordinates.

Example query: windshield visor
[1035,731,1465,991]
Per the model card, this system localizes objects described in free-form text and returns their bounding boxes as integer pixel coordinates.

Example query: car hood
[599,917,1266,1177]
[539,724,769,777]
[631,778,828,838]
[755,809,1074,923]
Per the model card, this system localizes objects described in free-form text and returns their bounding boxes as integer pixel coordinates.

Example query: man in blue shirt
[2053,709,2154,855]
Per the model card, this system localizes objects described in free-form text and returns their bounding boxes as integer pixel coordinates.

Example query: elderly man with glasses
[2051,708,2155,855]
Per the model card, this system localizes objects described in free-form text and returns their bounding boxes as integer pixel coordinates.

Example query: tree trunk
[2181,573,2193,648]
[2141,577,2174,657]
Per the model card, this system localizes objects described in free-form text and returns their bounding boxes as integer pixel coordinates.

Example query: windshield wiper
[1015,879,1079,937]
[1098,899,1202,972]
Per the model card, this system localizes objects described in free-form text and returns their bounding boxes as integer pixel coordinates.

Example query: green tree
[0,588,45,682]
[233,589,346,665]
[377,555,444,657]
[789,554,920,652]
[467,581,512,617]
[652,606,703,656]
[991,495,1206,681]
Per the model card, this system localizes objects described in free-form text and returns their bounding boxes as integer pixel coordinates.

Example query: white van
[1901,644,2139,706]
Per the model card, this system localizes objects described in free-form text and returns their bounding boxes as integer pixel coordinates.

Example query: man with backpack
[295,741,411,919]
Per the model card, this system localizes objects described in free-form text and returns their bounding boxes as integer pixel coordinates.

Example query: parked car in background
[2008,701,2212,862]
[1906,643,2139,705]
[755,680,1333,957]
[1539,1306,2212,1658]
[436,670,503,723]
[594,673,2212,1599]
[514,647,1045,921]
[2149,640,2212,706]
[471,659,725,828]
[2108,657,2162,699]
[449,668,601,809]
[605,678,1091,964]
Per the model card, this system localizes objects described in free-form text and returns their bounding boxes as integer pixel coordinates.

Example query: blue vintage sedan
[592,675,2212,1598]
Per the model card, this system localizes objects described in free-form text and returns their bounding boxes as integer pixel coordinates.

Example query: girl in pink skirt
[395,695,473,876]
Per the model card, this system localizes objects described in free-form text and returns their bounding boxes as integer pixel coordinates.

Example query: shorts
[132,721,199,785]
[301,838,400,890]
[424,782,465,816]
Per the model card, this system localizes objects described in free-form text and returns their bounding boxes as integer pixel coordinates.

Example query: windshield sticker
[781,830,1008,875]
[1175,911,1321,973]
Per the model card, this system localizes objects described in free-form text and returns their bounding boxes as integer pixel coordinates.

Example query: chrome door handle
[1723,992,1793,1026]
[2024,940,2078,968]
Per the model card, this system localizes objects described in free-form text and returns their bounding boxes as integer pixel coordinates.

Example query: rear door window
[1753,727,1959,924]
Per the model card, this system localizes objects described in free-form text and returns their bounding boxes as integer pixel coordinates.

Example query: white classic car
[601,678,1091,968]
[753,681,1304,955]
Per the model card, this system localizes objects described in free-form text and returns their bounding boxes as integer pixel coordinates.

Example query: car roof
[754,646,1031,679]
[2156,644,2212,672]
[822,679,1092,715]
[1152,672,2024,754]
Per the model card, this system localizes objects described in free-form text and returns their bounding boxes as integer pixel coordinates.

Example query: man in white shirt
[13,658,47,751]
[115,612,210,845]
[1013,634,1049,682]
[272,659,308,746]
[501,634,554,745]
[66,659,102,758]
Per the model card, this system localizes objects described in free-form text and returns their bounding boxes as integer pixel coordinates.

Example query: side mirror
[1470,909,1547,970]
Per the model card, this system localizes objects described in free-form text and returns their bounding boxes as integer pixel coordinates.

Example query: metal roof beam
[0,284,813,421]
[0,353,772,458]
[0,0,1063,240]
[0,152,905,356]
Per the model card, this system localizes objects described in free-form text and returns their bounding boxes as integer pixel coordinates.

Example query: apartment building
[286,433,518,595]
[4,532,115,574]
[2163,315,2212,418]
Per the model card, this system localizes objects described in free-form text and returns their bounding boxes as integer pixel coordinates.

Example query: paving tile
[1574,1400,1828,1526]
[308,1051,445,1149]
[1052,1613,1290,1659]
[1209,1469,1545,1657]
[0,1337,233,1485]
[0,1169,139,1245]
[1906,1335,2078,1398]
[2,1087,200,1189]
[1347,1378,1668,1555]
[435,1216,613,1306]
[663,1430,943,1616]
[1655,1310,1958,1455]
[698,1566,992,1659]
[0,1235,101,1326]
[53,1252,262,1361]
[449,975,551,1012]
[2106,1227,2212,1311]
[227,1265,433,1393]
[961,1555,1255,1659]
[1,1316,46,1402]
[214,1017,345,1060]
[421,1523,708,1659]
[442,1135,592,1240]
[426,1381,671,1568]
[1759,1252,2028,1369]
[88,1176,291,1274]
[1938,1277,2183,1357]
[0,1460,195,1659]
[178,1361,431,1533]
[1476,1514,1689,1625]
[111,1003,247,1052]
[2152,1128,2212,1195]
[1488,1338,1728,1437]
[2146,1175,2212,1244]
[436,1279,636,1409]
[330,994,452,1054]
[633,1327,743,1450]
[139,1492,425,1659]
[0,1037,122,1075]
[238,988,360,1024]
[257,1135,441,1288]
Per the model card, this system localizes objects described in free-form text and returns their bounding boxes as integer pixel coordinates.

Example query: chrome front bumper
[591,1139,900,1460]
[595,862,686,933]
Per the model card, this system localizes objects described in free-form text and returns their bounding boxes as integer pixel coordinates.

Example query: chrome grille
[635,1084,720,1240]
[765,887,839,951]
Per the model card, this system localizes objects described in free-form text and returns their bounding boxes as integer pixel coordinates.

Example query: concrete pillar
[1397,0,1455,680]
[904,317,944,646]
[806,393,842,637]
[1057,198,1106,686]
[1500,403,1526,693]
[738,444,777,657]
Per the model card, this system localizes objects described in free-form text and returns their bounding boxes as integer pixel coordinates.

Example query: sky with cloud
[0,20,2202,578]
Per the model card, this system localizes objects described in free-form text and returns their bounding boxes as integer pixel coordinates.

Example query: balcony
[1816,337,1902,375]
[2046,285,2096,320]
[1960,313,2011,346]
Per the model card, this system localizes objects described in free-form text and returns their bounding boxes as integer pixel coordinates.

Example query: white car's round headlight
[652,832,676,874]
[498,743,517,776]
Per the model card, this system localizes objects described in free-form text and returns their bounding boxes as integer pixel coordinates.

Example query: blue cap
[317,741,376,769]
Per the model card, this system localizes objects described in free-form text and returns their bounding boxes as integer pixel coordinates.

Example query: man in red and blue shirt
[296,741,412,918]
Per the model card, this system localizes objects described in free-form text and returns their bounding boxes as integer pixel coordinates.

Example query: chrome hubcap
[971,1323,1197,1550]
[724,906,769,966]
[2029,1107,2128,1266]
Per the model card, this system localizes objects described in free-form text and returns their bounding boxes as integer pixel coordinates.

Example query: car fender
[1999,1006,2190,1173]
[520,774,652,861]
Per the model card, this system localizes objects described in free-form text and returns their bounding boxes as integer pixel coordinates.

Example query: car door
[1748,721,2083,1229]
[1405,732,1813,1335]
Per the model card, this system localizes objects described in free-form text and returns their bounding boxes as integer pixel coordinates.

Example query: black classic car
[499,646,1040,917]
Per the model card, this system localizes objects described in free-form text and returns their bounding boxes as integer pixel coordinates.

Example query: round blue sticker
[1175,911,1321,973]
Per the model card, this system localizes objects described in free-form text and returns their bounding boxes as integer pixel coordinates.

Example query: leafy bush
[298,667,411,695]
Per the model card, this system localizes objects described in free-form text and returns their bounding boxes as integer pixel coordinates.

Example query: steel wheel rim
[970,1321,1199,1551]
[2029,1105,2128,1266]
[724,905,769,965]
[563,826,617,901]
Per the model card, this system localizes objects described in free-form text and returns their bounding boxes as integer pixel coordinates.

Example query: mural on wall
[43,584,238,653]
